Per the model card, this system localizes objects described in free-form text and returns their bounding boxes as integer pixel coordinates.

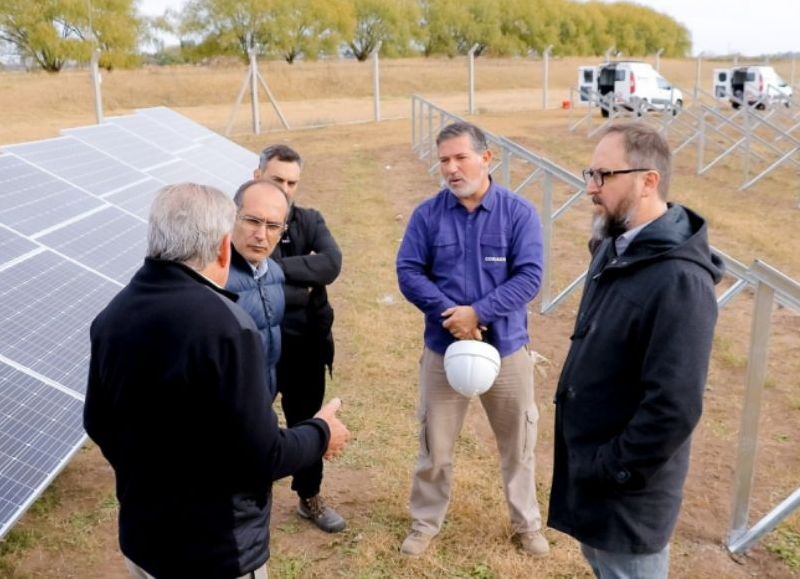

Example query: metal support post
[728,278,775,547]
[542,45,553,110]
[249,49,260,135]
[90,49,103,124]
[468,44,480,115]
[372,42,382,122]
[694,53,703,101]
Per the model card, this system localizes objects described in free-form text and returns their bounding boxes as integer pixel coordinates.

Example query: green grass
[766,517,800,571]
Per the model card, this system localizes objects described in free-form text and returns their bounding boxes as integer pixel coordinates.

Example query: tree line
[0,0,690,72]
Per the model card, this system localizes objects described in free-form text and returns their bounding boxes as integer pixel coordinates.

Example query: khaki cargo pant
[408,346,543,536]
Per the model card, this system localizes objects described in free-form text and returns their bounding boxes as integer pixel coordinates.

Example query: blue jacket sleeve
[472,202,543,323]
[396,204,457,317]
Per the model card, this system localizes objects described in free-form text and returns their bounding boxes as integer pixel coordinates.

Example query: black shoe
[297,495,346,533]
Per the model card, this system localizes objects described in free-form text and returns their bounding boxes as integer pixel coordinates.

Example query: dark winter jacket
[548,204,724,554]
[271,205,341,369]
[225,247,285,399]
[84,258,329,578]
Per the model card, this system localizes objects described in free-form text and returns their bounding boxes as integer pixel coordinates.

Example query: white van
[578,61,683,117]
[713,65,792,109]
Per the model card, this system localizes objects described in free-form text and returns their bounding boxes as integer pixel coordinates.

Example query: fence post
[372,42,382,122]
[90,49,103,124]
[249,49,260,135]
[468,44,480,115]
[694,53,704,101]
[542,45,553,110]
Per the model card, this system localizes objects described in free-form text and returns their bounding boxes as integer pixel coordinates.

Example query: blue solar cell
[0,226,39,265]
[0,362,85,537]
[136,107,214,141]
[110,115,195,154]
[36,206,147,284]
[0,155,104,237]
[63,124,167,171]
[103,178,164,220]
[200,133,259,168]
[147,158,237,197]
[178,144,251,191]
[3,137,146,197]
[0,251,122,396]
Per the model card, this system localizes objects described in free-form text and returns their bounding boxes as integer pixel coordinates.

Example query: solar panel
[0,106,260,540]
[200,133,259,168]
[136,106,215,141]
[0,226,39,265]
[36,206,146,284]
[0,155,105,237]
[147,158,238,196]
[3,137,147,197]
[178,144,252,190]
[0,250,122,396]
[110,115,195,154]
[103,178,164,219]
[0,361,86,538]
[63,124,168,171]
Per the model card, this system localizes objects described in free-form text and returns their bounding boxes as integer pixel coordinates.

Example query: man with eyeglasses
[227,179,290,402]
[548,122,724,578]
[252,145,346,534]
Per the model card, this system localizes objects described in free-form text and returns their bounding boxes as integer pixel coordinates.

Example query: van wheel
[601,108,610,118]
[756,103,766,111]
[732,102,740,110]
[672,100,683,116]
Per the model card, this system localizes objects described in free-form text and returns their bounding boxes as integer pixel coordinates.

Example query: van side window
[583,70,593,82]
[615,69,625,82]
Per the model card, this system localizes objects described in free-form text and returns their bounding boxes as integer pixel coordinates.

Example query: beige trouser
[125,557,268,579]
[409,346,543,536]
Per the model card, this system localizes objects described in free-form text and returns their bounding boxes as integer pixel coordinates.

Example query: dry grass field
[0,57,798,578]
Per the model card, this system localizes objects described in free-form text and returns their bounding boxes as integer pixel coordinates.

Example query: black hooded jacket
[548,204,724,554]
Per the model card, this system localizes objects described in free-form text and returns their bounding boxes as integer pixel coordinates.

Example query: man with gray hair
[84,183,350,579]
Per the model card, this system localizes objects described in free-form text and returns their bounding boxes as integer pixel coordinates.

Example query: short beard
[590,194,636,243]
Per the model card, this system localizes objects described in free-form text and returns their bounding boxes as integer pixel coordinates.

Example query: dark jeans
[277,332,327,499]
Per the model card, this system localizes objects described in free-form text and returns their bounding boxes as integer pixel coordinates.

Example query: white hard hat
[443,340,501,397]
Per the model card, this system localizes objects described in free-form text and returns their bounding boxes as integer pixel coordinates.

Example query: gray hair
[436,121,489,153]
[257,144,303,170]
[599,122,672,200]
[147,183,236,270]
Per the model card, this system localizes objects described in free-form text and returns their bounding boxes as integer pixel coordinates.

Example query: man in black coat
[548,123,723,578]
[84,183,350,578]
[254,145,345,533]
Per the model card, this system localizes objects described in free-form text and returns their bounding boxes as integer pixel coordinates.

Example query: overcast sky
[138,0,799,57]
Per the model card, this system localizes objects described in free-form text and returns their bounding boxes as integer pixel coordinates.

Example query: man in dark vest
[254,145,345,533]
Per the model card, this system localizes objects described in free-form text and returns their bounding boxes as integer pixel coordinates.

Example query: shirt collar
[248,259,270,280]
[615,219,654,256]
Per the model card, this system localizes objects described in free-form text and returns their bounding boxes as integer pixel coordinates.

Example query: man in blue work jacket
[396,121,549,558]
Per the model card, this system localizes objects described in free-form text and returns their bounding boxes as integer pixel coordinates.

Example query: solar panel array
[0,108,258,538]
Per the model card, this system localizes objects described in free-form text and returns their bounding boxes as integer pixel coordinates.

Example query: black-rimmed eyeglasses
[581,168,653,187]
[237,214,287,235]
